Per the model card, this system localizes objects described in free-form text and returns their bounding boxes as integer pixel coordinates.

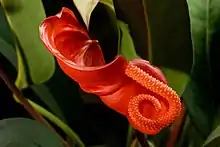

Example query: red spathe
[39,7,181,135]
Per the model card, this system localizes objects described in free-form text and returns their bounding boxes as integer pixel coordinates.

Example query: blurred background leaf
[117,20,139,60]
[183,0,220,138]
[0,5,14,46]
[0,0,55,85]
[99,0,114,10]
[144,0,192,96]
[43,64,83,123]
[203,124,220,147]
[0,4,66,123]
[0,5,16,67]
[0,37,16,68]
[112,0,193,97]
[31,84,65,121]
[112,0,149,60]
[144,0,192,73]
[0,118,65,147]
[161,68,190,95]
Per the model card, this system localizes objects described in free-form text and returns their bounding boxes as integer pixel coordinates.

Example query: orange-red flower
[39,7,181,135]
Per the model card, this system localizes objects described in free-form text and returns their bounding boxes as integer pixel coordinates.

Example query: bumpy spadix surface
[39,7,181,135]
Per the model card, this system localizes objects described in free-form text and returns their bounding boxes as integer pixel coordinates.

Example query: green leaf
[0,5,28,89]
[0,37,17,68]
[15,44,28,89]
[44,66,83,123]
[144,0,193,73]
[99,0,114,10]
[161,68,190,95]
[73,0,99,28]
[0,5,17,67]
[183,0,220,136]
[145,0,193,74]
[0,118,65,147]
[148,127,170,147]
[203,124,220,147]
[113,0,193,73]
[112,0,149,60]
[100,1,189,97]
[27,100,85,147]
[213,108,220,130]
[186,120,205,147]
[94,1,139,61]
[183,79,213,136]
[0,0,55,84]
[1,3,63,119]
[175,116,205,147]
[126,125,133,147]
[117,20,139,60]
[0,5,14,46]
[112,0,192,97]
[144,0,193,96]
[31,84,65,121]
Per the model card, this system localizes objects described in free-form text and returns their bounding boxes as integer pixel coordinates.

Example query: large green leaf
[203,124,220,147]
[0,118,65,147]
[183,0,220,136]
[99,1,189,95]
[0,0,55,84]
[0,5,28,88]
[144,0,192,96]
[144,0,193,73]
[113,0,193,73]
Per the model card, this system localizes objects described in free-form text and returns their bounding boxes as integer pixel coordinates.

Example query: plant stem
[167,103,186,147]
[0,65,69,147]
[130,139,138,147]
[135,130,150,147]
[175,115,190,147]
[28,99,85,147]
[126,125,134,147]
[142,0,152,62]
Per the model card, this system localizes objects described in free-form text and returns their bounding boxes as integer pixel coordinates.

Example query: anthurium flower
[39,7,181,135]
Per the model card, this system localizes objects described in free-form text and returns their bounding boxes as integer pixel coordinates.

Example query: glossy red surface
[39,7,181,135]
